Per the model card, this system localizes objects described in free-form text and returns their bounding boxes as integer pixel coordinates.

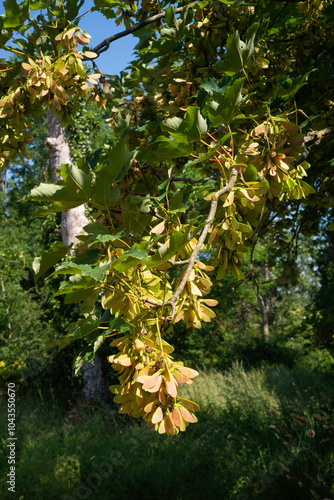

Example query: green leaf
[53,276,99,304]
[243,23,258,67]
[27,164,92,213]
[140,139,193,162]
[277,71,315,100]
[75,249,101,265]
[0,26,13,46]
[183,106,209,140]
[219,78,246,124]
[199,78,224,95]
[64,0,85,21]
[107,316,133,334]
[84,264,110,281]
[103,136,136,181]
[147,226,192,267]
[51,263,88,276]
[33,241,71,283]
[45,318,100,352]
[95,231,125,243]
[2,0,29,28]
[83,223,110,237]
[73,346,95,375]
[60,163,92,199]
[30,0,53,10]
[215,23,258,75]
[51,262,110,281]
[86,148,103,169]
[215,32,243,75]
[112,245,149,272]
[92,170,120,208]
[161,107,209,142]
[197,76,235,109]
[204,78,245,126]
[165,5,176,27]
[160,117,188,142]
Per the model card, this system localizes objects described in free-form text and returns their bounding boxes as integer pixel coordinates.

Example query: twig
[126,231,141,243]
[239,172,250,188]
[167,258,190,266]
[286,109,309,120]
[136,209,165,221]
[171,176,212,185]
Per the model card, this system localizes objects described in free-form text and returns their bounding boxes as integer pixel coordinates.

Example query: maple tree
[0,0,333,435]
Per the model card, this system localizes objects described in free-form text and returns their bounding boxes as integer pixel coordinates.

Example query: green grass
[0,363,333,500]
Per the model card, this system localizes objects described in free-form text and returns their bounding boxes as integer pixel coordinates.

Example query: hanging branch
[163,168,238,318]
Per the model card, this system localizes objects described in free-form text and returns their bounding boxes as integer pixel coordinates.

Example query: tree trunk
[256,263,271,342]
[45,108,89,247]
[262,264,270,342]
[45,109,109,403]
[81,354,112,403]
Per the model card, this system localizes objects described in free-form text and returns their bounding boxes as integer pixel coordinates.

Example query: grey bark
[45,108,110,403]
[45,108,89,247]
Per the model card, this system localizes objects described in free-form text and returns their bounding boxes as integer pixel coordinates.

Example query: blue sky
[0,0,137,75]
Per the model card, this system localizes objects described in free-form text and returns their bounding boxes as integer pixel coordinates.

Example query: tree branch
[294,127,334,166]
[92,1,201,57]
[304,127,333,146]
[164,168,238,318]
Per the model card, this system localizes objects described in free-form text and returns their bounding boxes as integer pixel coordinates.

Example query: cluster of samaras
[108,332,199,435]
[0,26,107,169]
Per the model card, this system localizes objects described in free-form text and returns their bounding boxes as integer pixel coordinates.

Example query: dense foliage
[1,0,333,435]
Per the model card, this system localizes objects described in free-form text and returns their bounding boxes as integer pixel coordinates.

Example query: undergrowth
[0,363,333,500]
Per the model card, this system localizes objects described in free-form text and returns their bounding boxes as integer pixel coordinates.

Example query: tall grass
[0,363,333,500]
